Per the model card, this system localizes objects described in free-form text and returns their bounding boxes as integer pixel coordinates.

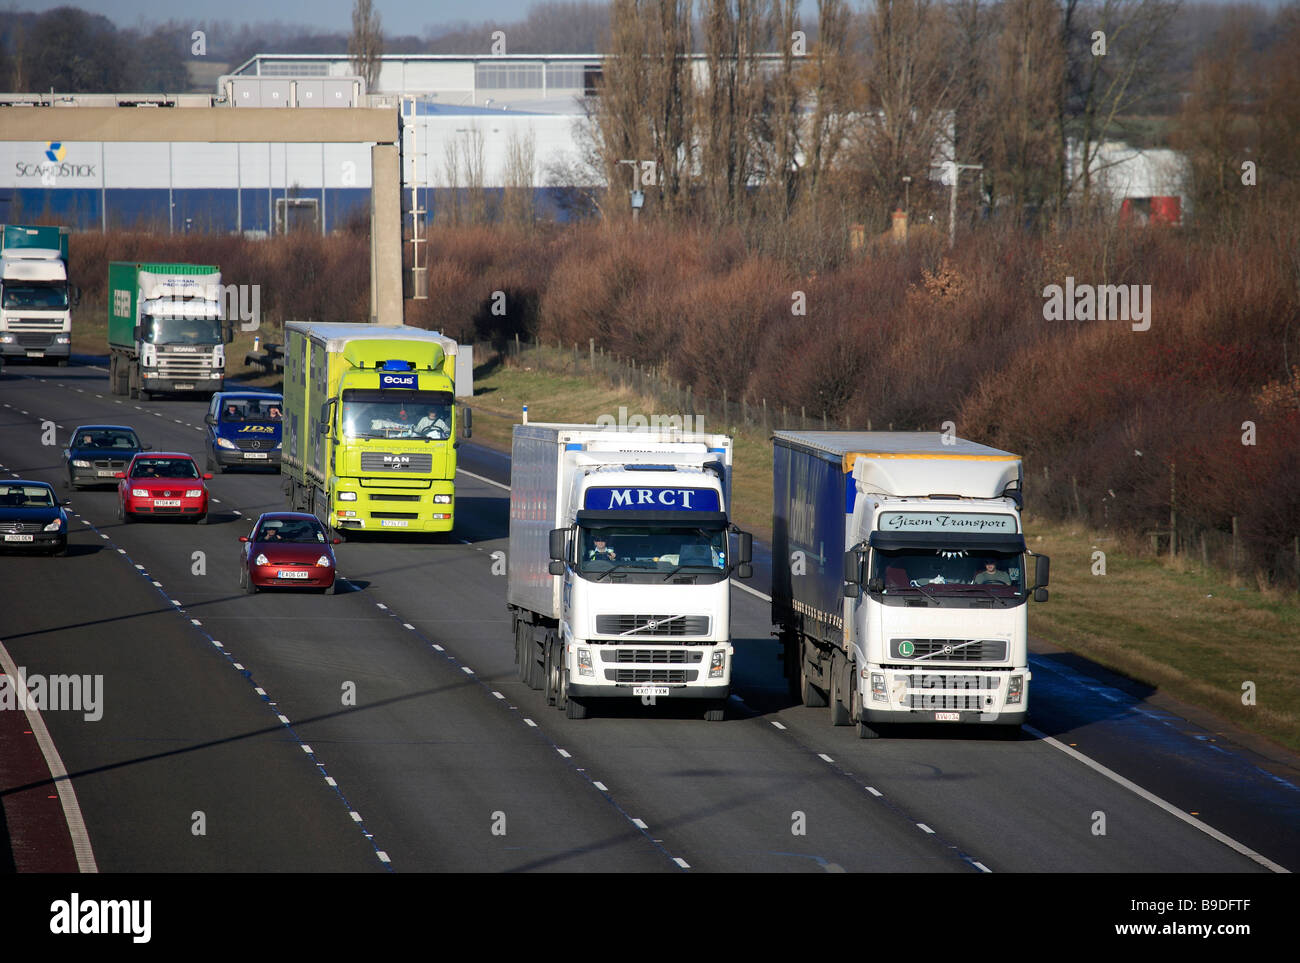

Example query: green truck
[1,224,76,365]
[107,262,231,400]
[281,322,472,537]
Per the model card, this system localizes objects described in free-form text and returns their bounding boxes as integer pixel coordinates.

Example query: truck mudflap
[861,707,1026,726]
[568,683,730,700]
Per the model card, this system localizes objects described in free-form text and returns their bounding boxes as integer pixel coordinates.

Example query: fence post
[1231,516,1238,577]
[762,398,768,431]
[589,338,594,367]
[513,332,520,357]
[1169,461,1177,558]
[1072,476,1082,519]
[1201,532,1208,570]
[801,405,806,429]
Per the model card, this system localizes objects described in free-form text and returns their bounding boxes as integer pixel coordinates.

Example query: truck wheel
[515,623,530,683]
[527,632,545,691]
[138,389,151,402]
[857,721,881,739]
[850,683,879,738]
[565,693,588,720]
[56,358,68,368]
[829,652,850,726]
[800,656,827,708]
[703,700,726,722]
[543,632,559,707]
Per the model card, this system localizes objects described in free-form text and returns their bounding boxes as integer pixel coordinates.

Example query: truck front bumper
[568,682,730,700]
[861,707,1026,725]
[141,372,223,392]
[1,340,70,359]
[215,447,281,469]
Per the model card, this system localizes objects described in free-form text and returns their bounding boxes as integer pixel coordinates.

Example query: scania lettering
[772,431,1050,738]
[280,322,471,537]
[507,423,752,720]
[106,262,232,400]
[0,225,78,365]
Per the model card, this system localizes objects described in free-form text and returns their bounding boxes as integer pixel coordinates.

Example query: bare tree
[349,0,384,92]
[699,0,766,222]
[503,128,539,227]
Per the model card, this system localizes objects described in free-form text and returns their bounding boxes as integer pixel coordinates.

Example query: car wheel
[324,577,338,595]
[52,542,68,557]
[196,513,208,525]
[241,567,257,595]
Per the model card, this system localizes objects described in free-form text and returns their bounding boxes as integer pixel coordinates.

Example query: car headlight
[44,518,63,531]
[185,489,202,498]
[255,553,269,566]
[72,459,90,468]
[433,494,451,504]
[216,437,237,449]
[338,491,357,501]
[274,441,282,449]
[316,555,332,568]
[577,647,594,677]
[709,649,726,678]
[131,488,149,497]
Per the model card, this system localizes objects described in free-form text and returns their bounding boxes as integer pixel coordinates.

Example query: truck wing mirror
[548,560,565,576]
[548,527,567,562]
[736,562,753,580]
[133,325,144,341]
[1034,587,1049,603]
[843,582,860,598]
[461,406,472,439]
[843,549,861,584]
[866,577,885,594]
[738,531,752,565]
[70,285,82,308]
[205,414,216,425]
[1033,554,1050,590]
[223,321,235,344]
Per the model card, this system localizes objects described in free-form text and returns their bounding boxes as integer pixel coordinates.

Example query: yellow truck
[281,322,471,537]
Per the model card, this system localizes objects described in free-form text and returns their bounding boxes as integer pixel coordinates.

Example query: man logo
[383,455,410,464]
[45,142,65,163]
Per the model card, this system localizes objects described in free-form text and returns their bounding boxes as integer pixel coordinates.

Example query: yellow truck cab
[281,322,470,537]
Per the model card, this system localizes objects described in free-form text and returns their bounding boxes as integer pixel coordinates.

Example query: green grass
[470,358,1300,754]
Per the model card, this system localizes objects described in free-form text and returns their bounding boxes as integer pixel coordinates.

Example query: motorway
[1,359,1297,873]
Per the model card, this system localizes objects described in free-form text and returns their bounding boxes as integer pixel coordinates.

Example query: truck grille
[901,673,999,710]
[890,638,1008,662]
[360,452,433,472]
[370,511,418,519]
[600,649,703,664]
[157,350,217,378]
[595,615,711,637]
[604,669,698,684]
[368,493,420,501]
[16,332,52,347]
[904,692,992,710]
[902,673,999,690]
[0,521,43,533]
[9,317,63,332]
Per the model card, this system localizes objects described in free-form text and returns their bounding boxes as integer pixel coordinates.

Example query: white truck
[772,431,1050,738]
[0,225,76,366]
[508,423,753,720]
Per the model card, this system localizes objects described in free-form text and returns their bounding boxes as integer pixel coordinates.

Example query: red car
[117,452,211,523]
[239,512,341,594]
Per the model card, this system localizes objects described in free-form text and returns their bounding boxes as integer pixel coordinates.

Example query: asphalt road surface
[0,359,1295,873]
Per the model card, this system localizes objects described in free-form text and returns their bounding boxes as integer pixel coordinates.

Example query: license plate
[154,499,181,507]
[380,519,408,527]
[26,351,44,358]
[243,452,269,459]
[97,470,117,476]
[3,534,34,542]
[934,712,960,721]
[175,384,194,391]
[277,570,309,579]
[633,686,670,697]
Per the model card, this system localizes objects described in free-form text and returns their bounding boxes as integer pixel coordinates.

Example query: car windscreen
[0,485,54,507]
[220,398,282,423]
[130,459,199,479]
[74,429,140,450]
[256,520,326,543]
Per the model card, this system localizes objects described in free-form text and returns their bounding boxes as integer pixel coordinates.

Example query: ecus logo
[46,142,65,162]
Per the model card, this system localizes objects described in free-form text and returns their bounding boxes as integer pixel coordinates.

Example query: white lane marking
[593,781,608,791]
[325,776,337,786]
[456,467,510,491]
[673,857,690,869]
[770,720,786,730]
[134,563,145,570]
[631,818,648,829]
[492,691,504,700]
[277,714,291,725]
[376,603,388,610]
[818,753,834,763]
[301,745,314,754]
[349,812,363,823]
[169,599,181,607]
[190,619,201,626]
[461,666,474,675]
[0,644,98,872]
[973,861,992,873]
[402,623,414,630]
[524,718,537,727]
[254,687,266,696]
[730,578,771,601]
[1025,725,1290,873]
[232,511,241,516]
[212,640,224,649]
[866,786,882,797]
[232,663,244,670]
[377,851,391,864]
[557,748,571,758]
[917,823,935,834]
[431,644,444,652]
[152,581,161,587]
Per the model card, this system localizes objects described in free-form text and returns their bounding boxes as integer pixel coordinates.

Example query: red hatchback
[117,452,211,523]
[240,512,341,594]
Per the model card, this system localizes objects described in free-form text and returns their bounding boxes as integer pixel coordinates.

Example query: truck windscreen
[2,283,67,310]
[578,525,726,574]
[340,390,454,440]
[146,317,222,344]
[873,548,1025,594]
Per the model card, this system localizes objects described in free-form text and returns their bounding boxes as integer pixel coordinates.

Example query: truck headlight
[185,489,202,498]
[255,553,269,566]
[72,459,90,468]
[338,491,357,501]
[870,672,888,702]
[216,437,237,449]
[576,647,594,677]
[1007,675,1024,705]
[433,494,451,504]
[709,649,726,678]
[56,335,70,344]
[131,488,149,497]
[0,335,14,344]
[44,518,63,531]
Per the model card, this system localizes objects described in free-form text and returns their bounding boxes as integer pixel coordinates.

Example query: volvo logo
[942,644,954,655]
